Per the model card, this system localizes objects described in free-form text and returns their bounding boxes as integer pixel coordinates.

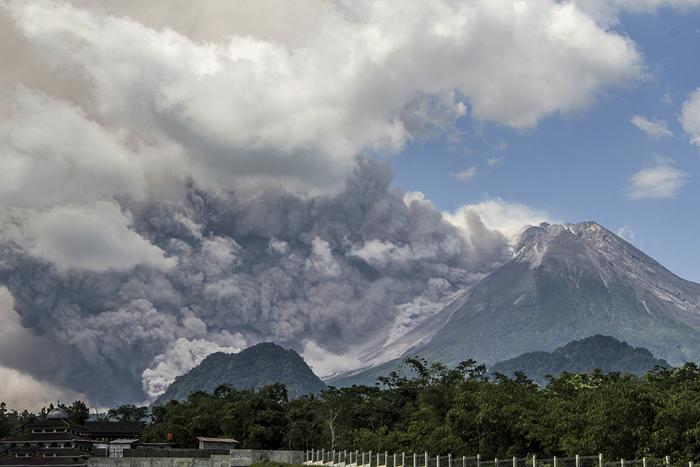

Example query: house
[105,440,139,458]
[0,409,94,467]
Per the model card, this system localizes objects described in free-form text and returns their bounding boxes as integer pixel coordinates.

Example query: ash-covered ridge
[330,221,700,388]
[409,221,700,367]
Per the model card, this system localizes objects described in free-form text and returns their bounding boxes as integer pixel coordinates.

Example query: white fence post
[643,458,646,467]
[449,454,452,467]
[553,457,557,467]
[437,455,441,467]
[463,456,466,467]
[532,456,536,467]
[414,453,417,467]
[513,457,517,467]
[599,454,603,467]
[477,454,481,467]
[576,455,580,467]
[665,457,670,467]
[425,453,429,467]
[621,459,625,467]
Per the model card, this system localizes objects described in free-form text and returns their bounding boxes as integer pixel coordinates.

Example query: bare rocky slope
[330,222,700,386]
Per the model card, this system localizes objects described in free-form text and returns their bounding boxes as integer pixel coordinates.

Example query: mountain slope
[153,342,326,405]
[490,335,670,385]
[331,221,700,387]
[412,221,700,367]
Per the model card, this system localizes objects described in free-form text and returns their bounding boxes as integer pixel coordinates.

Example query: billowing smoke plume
[0,158,511,404]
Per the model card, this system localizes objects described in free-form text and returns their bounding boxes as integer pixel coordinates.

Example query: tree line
[2,358,700,461]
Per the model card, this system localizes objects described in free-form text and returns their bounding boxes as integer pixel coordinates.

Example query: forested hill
[153,342,326,405]
[490,335,669,385]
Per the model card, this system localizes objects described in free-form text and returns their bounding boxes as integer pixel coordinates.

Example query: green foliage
[154,343,326,406]
[490,335,670,386]
[107,405,149,423]
[4,359,700,461]
[0,403,37,438]
[60,400,90,425]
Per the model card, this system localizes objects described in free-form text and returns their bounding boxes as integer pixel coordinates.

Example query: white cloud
[616,225,637,244]
[0,90,150,208]
[28,201,175,272]
[631,115,674,139]
[444,198,553,239]
[626,158,688,199]
[487,157,503,168]
[454,166,478,182]
[2,0,644,194]
[680,89,700,147]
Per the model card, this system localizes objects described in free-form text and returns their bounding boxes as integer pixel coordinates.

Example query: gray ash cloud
[0,158,510,405]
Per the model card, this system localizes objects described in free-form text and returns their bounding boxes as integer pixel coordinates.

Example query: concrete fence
[88,449,304,467]
[88,455,230,467]
[303,451,696,467]
[230,449,304,466]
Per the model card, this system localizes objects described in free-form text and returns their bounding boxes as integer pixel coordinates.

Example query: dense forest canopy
[2,358,700,461]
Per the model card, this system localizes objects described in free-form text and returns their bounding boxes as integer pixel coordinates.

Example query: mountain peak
[403,219,700,368]
[514,220,644,269]
[153,342,325,405]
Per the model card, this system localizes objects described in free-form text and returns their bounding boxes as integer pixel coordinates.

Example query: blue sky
[392,7,700,282]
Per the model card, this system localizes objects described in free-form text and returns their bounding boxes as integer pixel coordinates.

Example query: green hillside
[153,342,326,405]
